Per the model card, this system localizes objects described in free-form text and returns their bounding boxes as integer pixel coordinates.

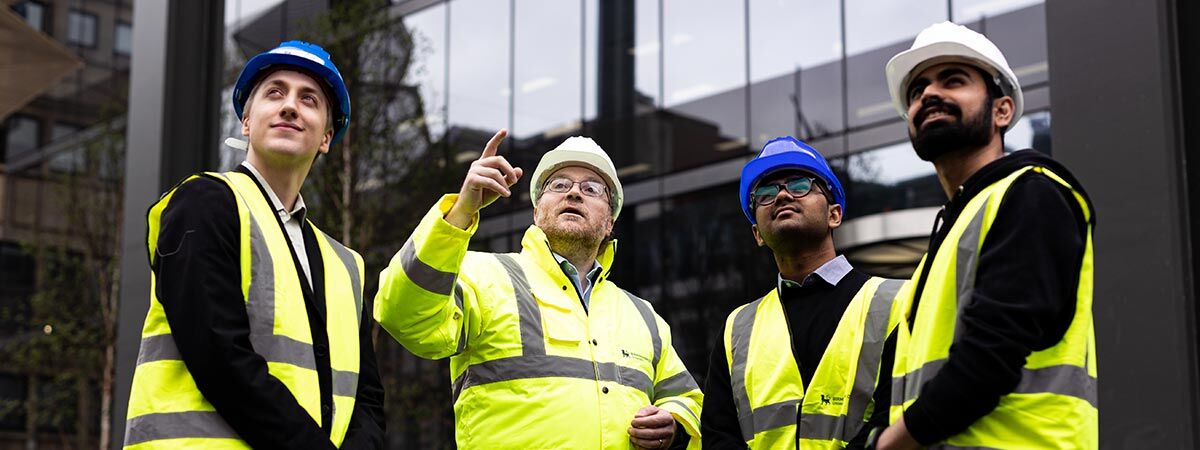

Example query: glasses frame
[542,177,610,199]
[751,176,826,208]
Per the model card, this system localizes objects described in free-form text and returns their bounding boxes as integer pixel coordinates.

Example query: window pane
[447,0,511,134]
[845,0,946,128]
[749,0,842,148]
[952,0,1042,21]
[4,116,40,162]
[663,0,748,170]
[116,23,133,55]
[403,4,447,138]
[67,11,97,47]
[15,1,45,31]
[513,0,582,139]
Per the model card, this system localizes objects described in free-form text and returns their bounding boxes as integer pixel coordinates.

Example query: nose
[278,94,299,119]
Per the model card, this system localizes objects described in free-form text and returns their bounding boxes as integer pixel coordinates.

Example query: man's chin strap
[224,137,248,151]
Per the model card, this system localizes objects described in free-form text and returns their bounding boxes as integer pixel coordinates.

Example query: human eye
[548,178,572,192]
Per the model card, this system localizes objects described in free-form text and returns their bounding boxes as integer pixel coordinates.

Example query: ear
[242,115,251,137]
[993,95,1015,129]
[827,202,843,229]
[318,129,333,154]
[751,224,765,247]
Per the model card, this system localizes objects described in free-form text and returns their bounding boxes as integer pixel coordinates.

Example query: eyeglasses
[751,176,822,207]
[544,177,608,198]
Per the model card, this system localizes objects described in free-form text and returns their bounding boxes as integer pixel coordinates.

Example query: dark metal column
[1045,0,1198,447]
[113,1,224,447]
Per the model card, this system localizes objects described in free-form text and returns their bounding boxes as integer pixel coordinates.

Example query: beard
[909,97,994,162]
[536,208,609,261]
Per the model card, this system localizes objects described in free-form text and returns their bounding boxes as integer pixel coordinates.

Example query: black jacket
[151,165,385,449]
[899,150,1094,444]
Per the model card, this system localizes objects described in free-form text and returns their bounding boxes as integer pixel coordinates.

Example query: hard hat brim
[739,151,846,225]
[886,41,1024,126]
[530,149,624,221]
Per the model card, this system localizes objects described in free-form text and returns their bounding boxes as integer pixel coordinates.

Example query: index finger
[480,129,508,158]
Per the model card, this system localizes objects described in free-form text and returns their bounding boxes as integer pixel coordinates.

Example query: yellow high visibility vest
[125,172,364,449]
[724,277,905,449]
[374,194,704,449]
[890,165,1098,449]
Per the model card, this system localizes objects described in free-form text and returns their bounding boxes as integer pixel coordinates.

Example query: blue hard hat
[739,136,846,224]
[232,41,351,145]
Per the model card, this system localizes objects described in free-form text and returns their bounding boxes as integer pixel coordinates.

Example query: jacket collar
[520,225,617,284]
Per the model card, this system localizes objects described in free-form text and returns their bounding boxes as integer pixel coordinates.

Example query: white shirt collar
[241,161,306,217]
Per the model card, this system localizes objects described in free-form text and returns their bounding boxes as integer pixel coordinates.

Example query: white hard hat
[886,21,1023,126]
[530,136,624,220]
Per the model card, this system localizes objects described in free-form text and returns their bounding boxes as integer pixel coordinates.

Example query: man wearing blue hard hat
[701,137,905,449]
[124,41,384,449]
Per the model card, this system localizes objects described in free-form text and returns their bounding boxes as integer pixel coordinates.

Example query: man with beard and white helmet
[373,130,703,449]
[870,22,1097,449]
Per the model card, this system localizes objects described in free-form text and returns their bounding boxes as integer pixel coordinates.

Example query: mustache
[913,97,962,127]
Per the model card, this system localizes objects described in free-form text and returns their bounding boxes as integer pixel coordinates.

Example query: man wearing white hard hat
[871,22,1097,449]
[373,130,703,449]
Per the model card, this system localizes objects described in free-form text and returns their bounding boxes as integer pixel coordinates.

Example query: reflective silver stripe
[136,334,180,365]
[658,399,699,424]
[842,279,904,440]
[895,358,1096,407]
[254,334,318,370]
[623,289,662,372]
[654,371,700,400]
[399,237,457,295]
[494,254,545,356]
[952,209,987,342]
[929,445,1003,450]
[1015,364,1098,408]
[124,411,238,445]
[451,283,468,356]
[319,229,363,320]
[749,400,798,435]
[333,369,358,397]
[245,214,276,342]
[730,299,763,441]
[452,354,652,402]
[798,412,844,441]
[894,358,946,405]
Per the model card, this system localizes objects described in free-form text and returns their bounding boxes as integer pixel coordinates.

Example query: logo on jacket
[820,394,845,407]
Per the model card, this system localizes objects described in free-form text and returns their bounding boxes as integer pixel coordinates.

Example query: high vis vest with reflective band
[125,172,364,449]
[890,165,1098,449]
[374,194,704,449]
[724,277,905,449]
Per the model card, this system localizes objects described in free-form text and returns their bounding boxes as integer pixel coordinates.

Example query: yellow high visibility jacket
[125,172,364,449]
[725,278,905,449]
[890,165,1097,449]
[375,194,704,449]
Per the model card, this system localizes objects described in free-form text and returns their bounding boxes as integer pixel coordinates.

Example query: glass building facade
[213,0,1054,447]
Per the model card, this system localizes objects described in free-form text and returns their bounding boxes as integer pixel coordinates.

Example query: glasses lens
[580,181,606,197]
[752,185,781,205]
[547,178,573,193]
[784,177,814,197]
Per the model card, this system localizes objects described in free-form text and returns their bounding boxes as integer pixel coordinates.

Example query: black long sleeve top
[897,150,1091,444]
[702,265,894,449]
[151,165,385,449]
